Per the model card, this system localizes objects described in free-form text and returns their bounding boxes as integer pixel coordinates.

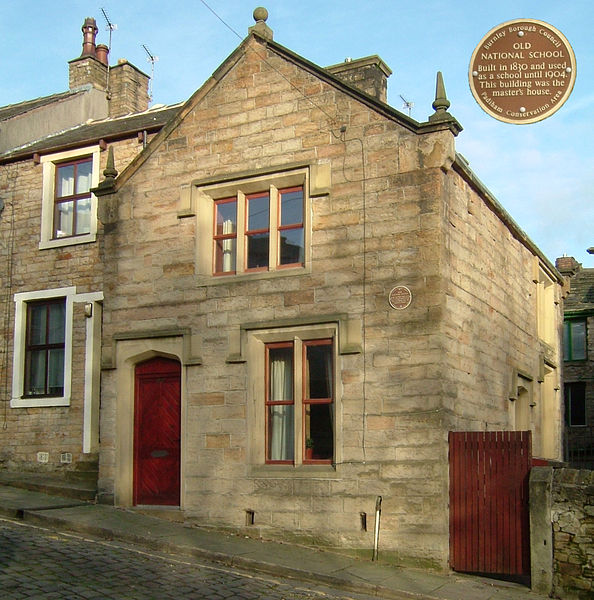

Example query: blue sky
[2,1,592,267]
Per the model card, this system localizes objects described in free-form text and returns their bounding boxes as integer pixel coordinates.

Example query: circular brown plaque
[389,286,412,310]
[469,19,576,124]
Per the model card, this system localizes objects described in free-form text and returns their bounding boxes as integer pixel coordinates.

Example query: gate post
[529,466,553,595]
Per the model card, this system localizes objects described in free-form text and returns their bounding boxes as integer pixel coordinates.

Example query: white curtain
[269,354,294,461]
[222,218,234,272]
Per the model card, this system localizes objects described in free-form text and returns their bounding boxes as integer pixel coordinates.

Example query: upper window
[40,147,100,249]
[12,287,75,408]
[565,382,586,427]
[194,167,311,283]
[213,186,305,276]
[53,157,93,239]
[564,320,587,361]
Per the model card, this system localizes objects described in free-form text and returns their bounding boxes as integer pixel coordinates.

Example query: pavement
[0,481,550,600]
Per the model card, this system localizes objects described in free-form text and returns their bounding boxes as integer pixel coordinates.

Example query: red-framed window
[53,157,92,239]
[278,186,304,268]
[24,298,66,397]
[213,197,237,275]
[264,338,334,464]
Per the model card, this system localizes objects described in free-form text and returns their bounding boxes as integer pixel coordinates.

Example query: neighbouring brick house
[1,9,565,570]
[556,255,594,468]
[0,18,178,478]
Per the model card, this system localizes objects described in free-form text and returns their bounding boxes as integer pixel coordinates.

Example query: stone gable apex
[96,31,455,195]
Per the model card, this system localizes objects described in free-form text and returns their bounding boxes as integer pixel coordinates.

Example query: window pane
[280,188,303,226]
[57,165,75,197]
[571,321,587,360]
[247,194,269,231]
[279,228,304,265]
[267,405,294,461]
[26,350,47,395]
[56,201,74,237]
[76,160,92,194]
[28,305,47,345]
[215,201,237,235]
[247,233,269,269]
[269,346,293,401]
[75,197,92,234]
[305,403,333,460]
[306,343,333,399]
[215,238,236,273]
[48,348,65,394]
[48,302,66,344]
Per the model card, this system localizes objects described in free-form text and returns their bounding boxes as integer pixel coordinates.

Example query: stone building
[556,254,594,467]
[1,9,565,570]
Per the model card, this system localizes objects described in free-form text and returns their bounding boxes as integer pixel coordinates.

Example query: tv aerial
[142,44,159,102]
[400,95,414,117]
[100,7,117,52]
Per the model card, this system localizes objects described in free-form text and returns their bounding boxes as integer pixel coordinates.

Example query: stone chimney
[108,59,150,117]
[68,17,109,91]
[326,56,392,104]
[555,256,582,277]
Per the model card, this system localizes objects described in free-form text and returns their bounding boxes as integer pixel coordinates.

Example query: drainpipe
[372,495,382,561]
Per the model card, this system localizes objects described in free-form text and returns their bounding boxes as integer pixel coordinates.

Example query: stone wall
[552,468,594,599]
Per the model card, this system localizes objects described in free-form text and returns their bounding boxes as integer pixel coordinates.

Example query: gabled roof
[565,268,594,314]
[97,31,461,196]
[0,89,86,122]
[0,104,181,163]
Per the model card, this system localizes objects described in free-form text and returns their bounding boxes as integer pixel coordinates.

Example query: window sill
[249,464,339,479]
[11,396,70,408]
[39,234,96,250]
[197,266,310,287]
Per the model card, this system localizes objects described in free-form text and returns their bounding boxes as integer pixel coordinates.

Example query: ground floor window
[266,338,333,464]
[247,323,338,468]
[565,382,586,427]
[24,298,66,397]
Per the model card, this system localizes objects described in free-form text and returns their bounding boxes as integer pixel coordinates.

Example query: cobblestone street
[0,518,376,600]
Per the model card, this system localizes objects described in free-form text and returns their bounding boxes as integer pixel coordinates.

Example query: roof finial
[431,71,450,117]
[249,7,273,40]
[95,146,118,193]
[427,71,463,134]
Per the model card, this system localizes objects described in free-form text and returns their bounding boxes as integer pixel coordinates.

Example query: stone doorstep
[0,471,97,502]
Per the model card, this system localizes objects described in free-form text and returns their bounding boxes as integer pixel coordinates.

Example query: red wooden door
[134,357,181,506]
[449,431,531,579]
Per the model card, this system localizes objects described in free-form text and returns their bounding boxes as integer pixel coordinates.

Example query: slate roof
[0,90,85,122]
[0,103,181,163]
[566,268,594,314]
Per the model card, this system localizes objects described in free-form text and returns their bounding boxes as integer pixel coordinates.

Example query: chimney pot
[81,17,98,57]
[96,44,109,66]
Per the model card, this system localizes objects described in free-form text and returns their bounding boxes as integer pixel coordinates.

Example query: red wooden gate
[449,431,531,578]
[134,357,181,506]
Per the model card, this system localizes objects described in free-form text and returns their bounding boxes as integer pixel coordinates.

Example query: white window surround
[192,167,314,285]
[39,146,101,250]
[246,323,342,476]
[11,287,76,408]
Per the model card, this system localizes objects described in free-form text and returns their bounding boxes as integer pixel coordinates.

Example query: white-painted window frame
[11,287,76,408]
[39,146,101,250]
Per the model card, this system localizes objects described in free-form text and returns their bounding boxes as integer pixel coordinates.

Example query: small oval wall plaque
[389,286,412,310]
